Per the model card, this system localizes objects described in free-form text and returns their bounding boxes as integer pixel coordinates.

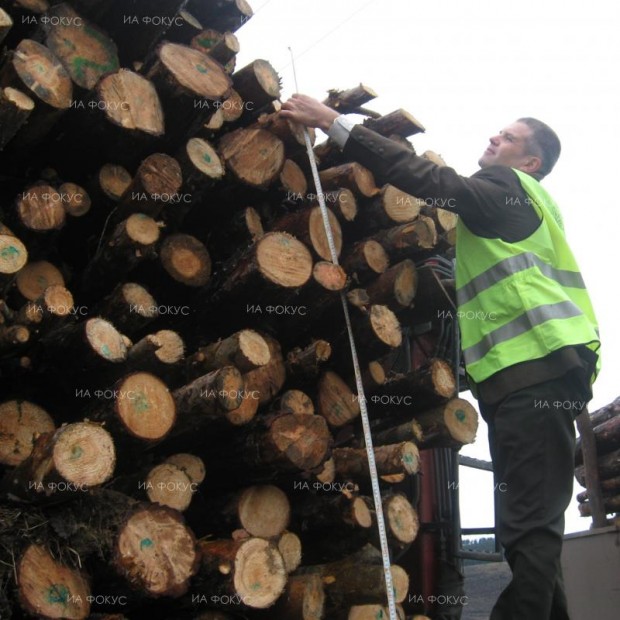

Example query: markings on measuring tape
[289,47,399,620]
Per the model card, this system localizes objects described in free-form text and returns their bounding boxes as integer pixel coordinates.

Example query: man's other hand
[280,94,340,132]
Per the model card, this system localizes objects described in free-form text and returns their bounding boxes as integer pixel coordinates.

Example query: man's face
[478,121,540,172]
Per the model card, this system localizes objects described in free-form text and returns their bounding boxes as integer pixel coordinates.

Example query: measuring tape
[289,49,399,620]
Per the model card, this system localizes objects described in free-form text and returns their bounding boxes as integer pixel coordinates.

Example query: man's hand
[280,94,340,132]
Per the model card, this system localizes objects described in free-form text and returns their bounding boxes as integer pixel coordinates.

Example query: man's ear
[520,156,542,175]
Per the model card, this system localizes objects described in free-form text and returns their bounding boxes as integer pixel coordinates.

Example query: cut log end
[268,413,332,470]
[160,234,211,286]
[15,261,64,301]
[186,137,225,180]
[85,317,127,362]
[98,69,164,136]
[53,422,115,487]
[385,494,419,544]
[277,531,302,573]
[158,42,232,99]
[0,234,27,275]
[369,304,402,348]
[115,505,198,597]
[256,232,313,288]
[115,372,176,441]
[231,538,287,608]
[238,485,291,538]
[99,164,133,201]
[17,185,66,232]
[17,544,90,620]
[146,463,194,511]
[13,39,73,109]
[0,400,55,466]
[164,453,206,485]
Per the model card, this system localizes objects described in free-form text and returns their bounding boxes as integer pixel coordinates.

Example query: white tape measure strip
[289,48,398,619]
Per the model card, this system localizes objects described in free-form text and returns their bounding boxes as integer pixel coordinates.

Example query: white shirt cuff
[327,115,356,148]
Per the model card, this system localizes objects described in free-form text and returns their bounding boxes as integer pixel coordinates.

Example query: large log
[300,545,409,609]
[146,42,231,145]
[219,127,285,189]
[578,494,620,517]
[0,233,28,283]
[319,163,378,198]
[414,398,478,447]
[16,543,91,619]
[195,537,286,610]
[243,334,286,406]
[364,259,417,311]
[363,109,425,138]
[173,366,245,431]
[270,573,325,620]
[0,399,55,466]
[211,232,313,310]
[285,340,332,380]
[200,484,291,539]
[91,371,177,443]
[114,153,183,221]
[187,329,271,376]
[232,59,281,111]
[47,489,199,598]
[362,184,423,232]
[2,421,115,502]
[317,370,361,428]
[0,39,73,149]
[43,3,119,90]
[93,282,159,335]
[576,475,620,502]
[272,205,342,261]
[342,240,390,285]
[333,442,420,480]
[370,216,438,261]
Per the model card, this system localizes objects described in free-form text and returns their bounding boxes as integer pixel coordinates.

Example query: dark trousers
[478,373,586,620]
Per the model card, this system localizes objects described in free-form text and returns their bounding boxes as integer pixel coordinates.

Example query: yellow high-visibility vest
[455,168,600,389]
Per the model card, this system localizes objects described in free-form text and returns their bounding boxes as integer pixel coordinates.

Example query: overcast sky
[236,0,620,534]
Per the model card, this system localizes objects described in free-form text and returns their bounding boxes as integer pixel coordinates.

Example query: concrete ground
[461,562,511,620]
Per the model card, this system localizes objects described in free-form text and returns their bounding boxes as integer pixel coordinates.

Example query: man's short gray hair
[517,117,561,179]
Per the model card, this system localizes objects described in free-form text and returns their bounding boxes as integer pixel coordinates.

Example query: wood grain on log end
[115,504,198,597]
[97,69,164,136]
[15,260,64,300]
[160,234,211,286]
[0,400,55,466]
[17,544,91,619]
[238,484,290,537]
[0,233,27,274]
[12,39,73,108]
[115,372,176,441]
[145,463,194,511]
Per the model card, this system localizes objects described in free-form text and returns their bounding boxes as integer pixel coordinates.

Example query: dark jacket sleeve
[342,124,541,242]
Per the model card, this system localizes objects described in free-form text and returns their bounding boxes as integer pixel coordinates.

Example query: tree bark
[319,163,378,198]
[333,442,420,480]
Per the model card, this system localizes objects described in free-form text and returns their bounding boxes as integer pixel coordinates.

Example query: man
[281,94,601,619]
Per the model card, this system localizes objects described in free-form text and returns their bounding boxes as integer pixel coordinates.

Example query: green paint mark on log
[0,245,18,259]
[455,409,466,423]
[197,38,216,48]
[133,392,149,413]
[47,583,69,605]
[203,152,212,163]
[250,582,262,590]
[70,445,83,459]
[140,538,154,550]
[101,344,111,358]
[196,64,208,74]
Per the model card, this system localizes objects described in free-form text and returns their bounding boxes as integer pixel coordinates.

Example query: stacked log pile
[0,1,477,618]
[575,396,620,518]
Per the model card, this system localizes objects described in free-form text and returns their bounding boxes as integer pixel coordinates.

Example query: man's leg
[480,374,580,619]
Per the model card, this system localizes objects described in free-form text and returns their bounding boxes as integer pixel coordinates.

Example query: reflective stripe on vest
[455,168,601,386]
